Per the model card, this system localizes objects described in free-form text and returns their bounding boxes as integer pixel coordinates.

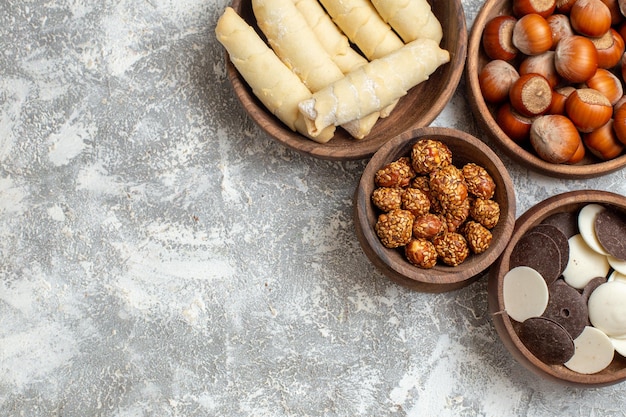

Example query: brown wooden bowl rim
[466,0,626,179]
[488,190,626,386]
[354,126,517,292]
[225,0,467,161]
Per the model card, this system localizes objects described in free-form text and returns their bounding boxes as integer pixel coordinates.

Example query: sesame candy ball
[401,187,431,217]
[411,139,453,174]
[375,209,415,248]
[470,198,501,229]
[433,232,470,266]
[412,213,445,240]
[462,221,493,254]
[405,238,438,269]
[430,165,469,210]
[374,157,416,188]
[462,163,496,199]
[371,187,404,212]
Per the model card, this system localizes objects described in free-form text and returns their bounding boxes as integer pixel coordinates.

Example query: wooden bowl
[488,190,626,386]
[224,0,467,161]
[466,0,626,178]
[354,127,516,292]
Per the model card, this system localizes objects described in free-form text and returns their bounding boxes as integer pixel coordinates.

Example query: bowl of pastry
[466,0,626,178]
[489,190,626,386]
[353,126,516,292]
[216,0,466,160]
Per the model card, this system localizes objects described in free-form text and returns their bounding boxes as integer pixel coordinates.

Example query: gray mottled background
[2,0,626,416]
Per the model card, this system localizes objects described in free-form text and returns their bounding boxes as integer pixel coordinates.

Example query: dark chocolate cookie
[543,279,588,339]
[529,224,570,276]
[541,211,579,238]
[519,316,575,365]
[510,230,563,285]
[595,208,626,261]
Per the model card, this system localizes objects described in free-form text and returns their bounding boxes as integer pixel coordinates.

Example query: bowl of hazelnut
[488,190,626,386]
[217,0,466,161]
[353,126,516,292]
[467,0,626,178]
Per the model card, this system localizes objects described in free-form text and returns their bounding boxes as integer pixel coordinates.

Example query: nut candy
[375,209,414,248]
[371,187,404,212]
[374,156,416,188]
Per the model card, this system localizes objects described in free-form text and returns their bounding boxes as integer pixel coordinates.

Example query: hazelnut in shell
[519,51,559,88]
[496,102,534,144]
[569,0,612,38]
[513,0,557,17]
[591,28,625,69]
[547,14,574,48]
[512,13,553,56]
[583,120,624,160]
[584,68,623,106]
[612,102,626,145]
[554,36,598,83]
[509,73,553,117]
[479,60,520,103]
[530,114,582,163]
[567,140,587,164]
[548,86,575,115]
[565,88,613,133]
[482,15,519,61]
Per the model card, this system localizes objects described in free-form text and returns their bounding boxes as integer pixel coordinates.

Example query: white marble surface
[2,0,626,416]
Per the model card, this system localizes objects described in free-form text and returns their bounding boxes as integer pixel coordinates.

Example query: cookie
[543,279,588,339]
[541,211,579,238]
[578,204,609,255]
[509,230,563,285]
[503,266,549,322]
[581,276,607,304]
[562,234,610,289]
[594,208,626,261]
[529,224,570,276]
[564,326,615,374]
[519,316,575,365]
[588,281,626,338]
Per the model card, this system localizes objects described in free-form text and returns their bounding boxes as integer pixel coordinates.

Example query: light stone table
[2,0,626,416]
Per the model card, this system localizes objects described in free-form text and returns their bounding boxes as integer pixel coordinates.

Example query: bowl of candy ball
[466,0,626,178]
[488,190,626,386]
[353,126,516,292]
[216,0,466,160]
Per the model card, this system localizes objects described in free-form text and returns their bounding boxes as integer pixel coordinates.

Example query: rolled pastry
[215,7,335,143]
[318,0,405,60]
[252,0,344,93]
[371,0,443,44]
[298,38,450,136]
[292,0,368,74]
[252,0,377,139]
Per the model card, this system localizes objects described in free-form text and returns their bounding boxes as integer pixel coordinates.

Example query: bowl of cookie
[216,0,467,160]
[488,190,626,386]
[466,0,626,178]
[353,126,516,292]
